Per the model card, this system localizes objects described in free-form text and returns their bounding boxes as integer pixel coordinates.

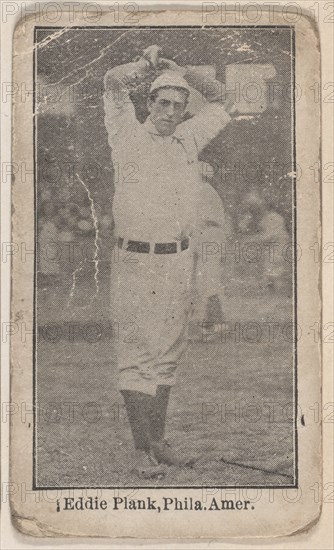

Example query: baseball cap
[150,71,191,95]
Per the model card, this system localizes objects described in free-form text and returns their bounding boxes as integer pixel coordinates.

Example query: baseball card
[6,2,329,544]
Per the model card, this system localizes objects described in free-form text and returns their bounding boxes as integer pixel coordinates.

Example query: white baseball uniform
[103,61,231,395]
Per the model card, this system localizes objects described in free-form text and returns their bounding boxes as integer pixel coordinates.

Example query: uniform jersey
[103,63,230,242]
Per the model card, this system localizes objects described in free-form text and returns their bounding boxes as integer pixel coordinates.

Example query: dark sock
[121,390,155,452]
[151,385,171,441]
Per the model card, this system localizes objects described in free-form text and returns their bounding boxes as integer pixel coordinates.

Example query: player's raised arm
[158,57,234,110]
[157,57,234,152]
[103,46,160,145]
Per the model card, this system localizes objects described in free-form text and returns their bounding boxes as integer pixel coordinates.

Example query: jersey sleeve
[181,103,231,153]
[103,64,141,147]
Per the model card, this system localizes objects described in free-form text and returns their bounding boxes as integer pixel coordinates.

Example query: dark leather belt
[118,237,189,254]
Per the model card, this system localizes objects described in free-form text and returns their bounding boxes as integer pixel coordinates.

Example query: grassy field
[35,261,295,488]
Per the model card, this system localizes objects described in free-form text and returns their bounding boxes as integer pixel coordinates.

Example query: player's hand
[142,45,161,68]
[158,57,184,74]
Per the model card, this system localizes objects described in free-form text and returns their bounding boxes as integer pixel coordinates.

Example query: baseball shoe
[150,439,197,467]
[130,449,167,479]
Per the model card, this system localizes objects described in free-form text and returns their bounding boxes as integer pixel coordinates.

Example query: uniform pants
[110,244,193,396]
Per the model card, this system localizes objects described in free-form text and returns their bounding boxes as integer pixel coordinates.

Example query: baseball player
[103,45,234,477]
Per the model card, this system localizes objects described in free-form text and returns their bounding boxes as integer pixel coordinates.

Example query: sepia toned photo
[33,25,297,489]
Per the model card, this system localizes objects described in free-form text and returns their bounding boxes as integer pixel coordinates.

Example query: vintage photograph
[34,25,297,489]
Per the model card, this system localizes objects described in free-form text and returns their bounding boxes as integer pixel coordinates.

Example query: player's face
[148,88,188,136]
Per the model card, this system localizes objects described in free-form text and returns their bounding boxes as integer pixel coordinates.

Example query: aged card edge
[9,6,321,540]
